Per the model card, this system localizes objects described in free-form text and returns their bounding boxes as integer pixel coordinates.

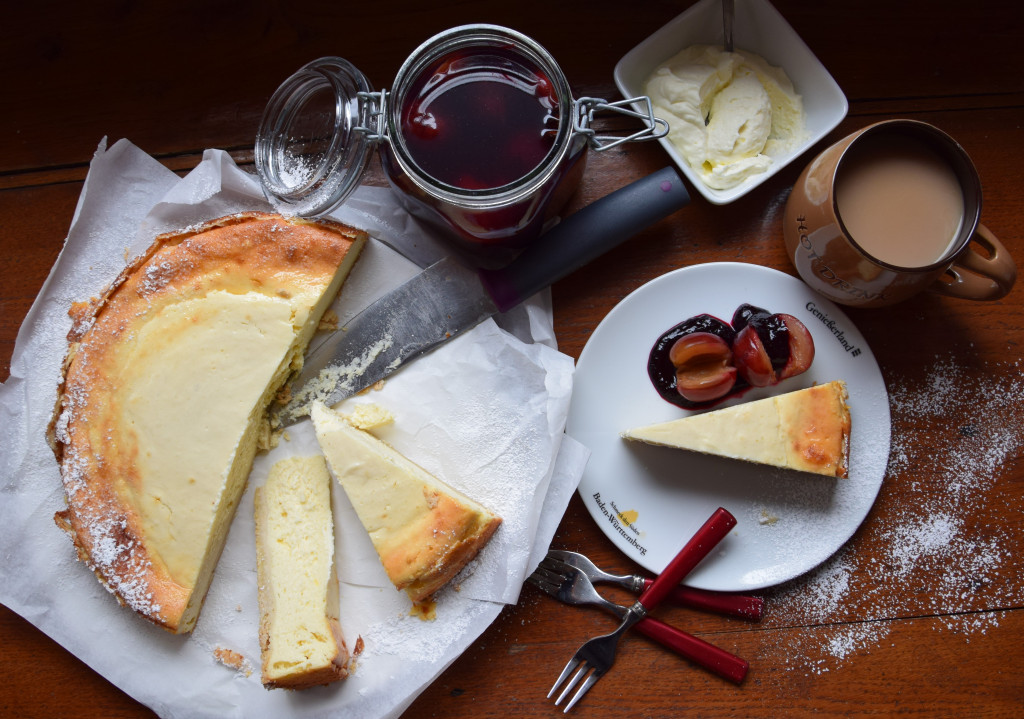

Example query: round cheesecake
[48,213,366,633]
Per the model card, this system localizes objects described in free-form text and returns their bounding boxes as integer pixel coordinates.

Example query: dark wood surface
[2,1,1023,717]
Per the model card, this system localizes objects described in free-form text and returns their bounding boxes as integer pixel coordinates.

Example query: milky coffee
[783,119,1015,307]
[835,133,963,268]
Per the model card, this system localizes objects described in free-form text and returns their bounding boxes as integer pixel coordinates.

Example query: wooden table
[3,1,1022,716]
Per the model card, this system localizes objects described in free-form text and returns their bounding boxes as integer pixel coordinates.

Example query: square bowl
[615,0,848,205]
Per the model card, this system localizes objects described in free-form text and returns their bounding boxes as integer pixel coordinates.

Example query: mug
[783,119,1016,307]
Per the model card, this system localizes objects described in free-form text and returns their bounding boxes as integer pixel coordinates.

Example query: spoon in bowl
[723,0,735,52]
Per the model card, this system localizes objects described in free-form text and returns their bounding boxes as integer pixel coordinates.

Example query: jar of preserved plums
[254,24,666,265]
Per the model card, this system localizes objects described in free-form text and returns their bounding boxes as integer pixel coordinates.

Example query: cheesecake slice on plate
[622,380,851,478]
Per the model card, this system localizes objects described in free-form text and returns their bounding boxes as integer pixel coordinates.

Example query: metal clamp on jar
[255,24,667,265]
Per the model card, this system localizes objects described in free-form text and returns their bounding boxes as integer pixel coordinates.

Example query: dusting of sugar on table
[766,355,1024,674]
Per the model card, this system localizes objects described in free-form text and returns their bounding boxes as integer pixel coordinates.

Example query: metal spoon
[723,0,735,52]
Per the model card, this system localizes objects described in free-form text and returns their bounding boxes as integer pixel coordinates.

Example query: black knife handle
[478,167,690,313]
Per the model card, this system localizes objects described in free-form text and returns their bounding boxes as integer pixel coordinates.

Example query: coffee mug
[783,119,1016,307]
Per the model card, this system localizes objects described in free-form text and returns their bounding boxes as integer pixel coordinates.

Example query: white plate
[614,0,848,205]
[567,263,889,591]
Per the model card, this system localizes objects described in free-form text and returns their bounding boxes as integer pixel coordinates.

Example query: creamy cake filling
[123,291,295,586]
[256,455,348,688]
[312,402,501,601]
[622,381,850,478]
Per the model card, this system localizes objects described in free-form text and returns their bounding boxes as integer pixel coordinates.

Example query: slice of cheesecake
[311,402,502,602]
[255,456,349,689]
[49,213,366,633]
[622,380,851,478]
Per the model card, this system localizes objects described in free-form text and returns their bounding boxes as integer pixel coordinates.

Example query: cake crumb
[758,509,780,525]
[363,379,387,394]
[344,403,394,430]
[213,647,253,677]
[410,599,437,621]
[318,309,339,331]
[257,418,282,452]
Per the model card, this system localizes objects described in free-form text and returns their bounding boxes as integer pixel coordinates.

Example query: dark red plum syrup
[648,304,797,410]
[648,313,742,410]
[400,48,559,190]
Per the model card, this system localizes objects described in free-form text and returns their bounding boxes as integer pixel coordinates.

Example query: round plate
[567,262,889,591]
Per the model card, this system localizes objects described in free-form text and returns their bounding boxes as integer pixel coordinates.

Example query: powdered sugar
[139,259,187,295]
[277,154,316,190]
[358,586,482,664]
[768,355,1024,673]
[77,512,163,617]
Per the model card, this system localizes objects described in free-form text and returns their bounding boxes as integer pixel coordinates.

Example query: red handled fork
[528,560,749,683]
[544,549,764,620]
[546,507,738,712]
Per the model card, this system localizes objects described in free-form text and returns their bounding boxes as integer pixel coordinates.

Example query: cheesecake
[255,456,349,689]
[622,380,851,478]
[49,213,366,633]
[311,403,502,602]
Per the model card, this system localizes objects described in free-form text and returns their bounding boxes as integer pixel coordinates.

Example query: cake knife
[272,167,690,427]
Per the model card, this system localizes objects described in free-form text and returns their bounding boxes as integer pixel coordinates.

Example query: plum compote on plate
[648,304,815,409]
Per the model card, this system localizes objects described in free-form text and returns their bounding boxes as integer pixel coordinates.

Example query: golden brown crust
[782,380,851,478]
[382,494,503,602]
[49,212,365,633]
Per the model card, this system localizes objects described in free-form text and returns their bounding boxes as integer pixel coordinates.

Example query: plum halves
[647,304,815,409]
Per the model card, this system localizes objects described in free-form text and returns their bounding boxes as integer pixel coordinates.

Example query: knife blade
[273,166,690,426]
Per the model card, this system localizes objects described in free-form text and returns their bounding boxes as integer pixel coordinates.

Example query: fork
[545,549,764,620]
[547,507,737,712]
[529,560,749,684]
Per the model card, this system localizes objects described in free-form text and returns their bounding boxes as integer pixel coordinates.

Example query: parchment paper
[0,138,589,719]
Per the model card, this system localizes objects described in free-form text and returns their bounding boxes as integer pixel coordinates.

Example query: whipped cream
[644,44,806,190]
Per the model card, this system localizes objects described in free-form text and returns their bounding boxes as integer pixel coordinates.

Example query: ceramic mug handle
[932,224,1017,300]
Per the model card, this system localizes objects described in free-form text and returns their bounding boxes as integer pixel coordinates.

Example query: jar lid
[255,57,378,217]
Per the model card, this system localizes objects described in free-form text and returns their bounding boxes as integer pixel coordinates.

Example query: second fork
[530,560,749,684]
[545,549,764,620]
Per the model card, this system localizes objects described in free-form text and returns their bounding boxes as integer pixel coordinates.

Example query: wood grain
[2,1,1022,717]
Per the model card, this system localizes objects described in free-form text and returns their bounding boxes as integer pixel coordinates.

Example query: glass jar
[255,24,666,264]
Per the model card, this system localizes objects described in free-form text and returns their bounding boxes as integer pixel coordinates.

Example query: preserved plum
[669,332,737,402]
[648,304,815,409]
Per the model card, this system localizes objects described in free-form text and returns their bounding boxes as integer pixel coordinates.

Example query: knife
[273,166,690,426]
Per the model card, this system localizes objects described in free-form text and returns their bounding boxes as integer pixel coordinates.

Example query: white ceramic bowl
[615,0,848,204]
